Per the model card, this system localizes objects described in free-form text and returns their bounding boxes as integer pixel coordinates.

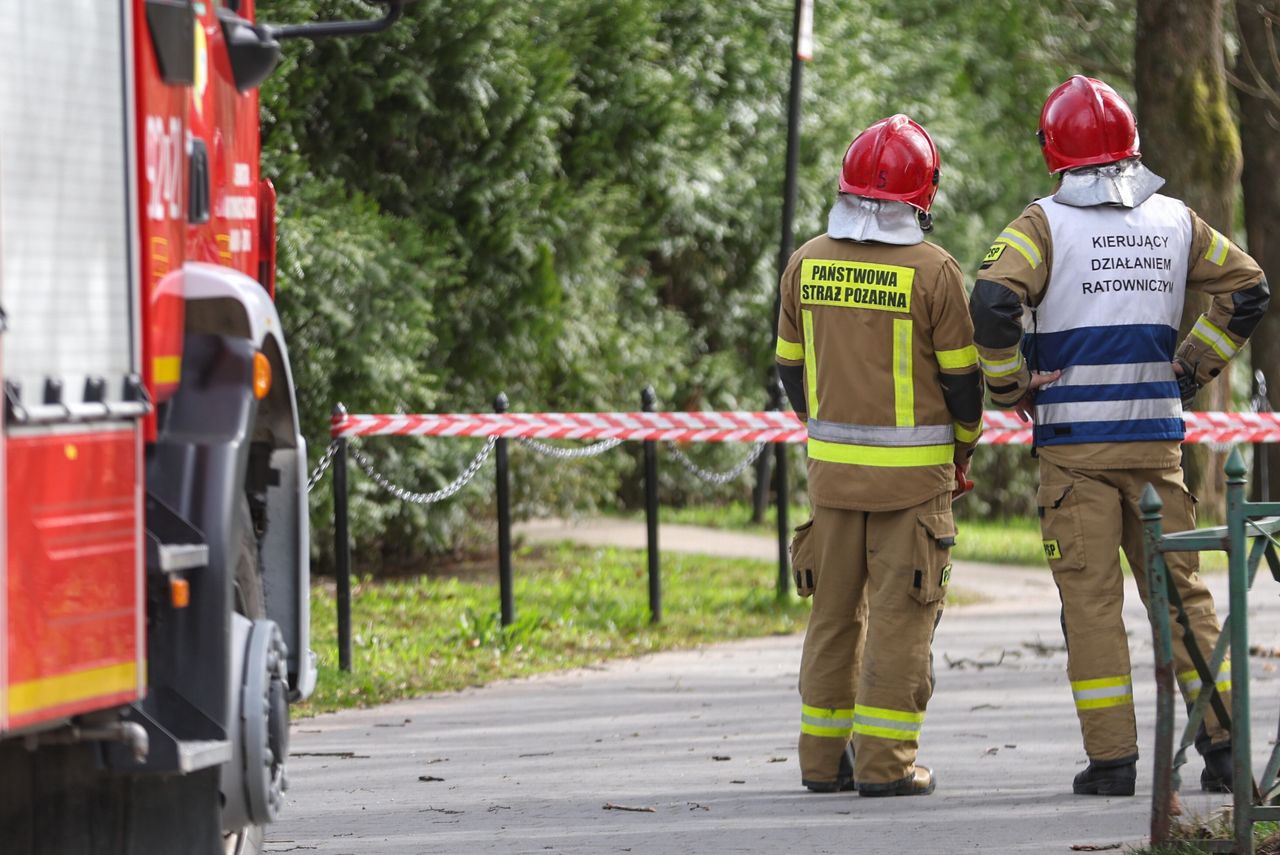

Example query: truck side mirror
[218,10,282,93]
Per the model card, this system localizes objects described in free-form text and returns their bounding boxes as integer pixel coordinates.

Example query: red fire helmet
[1039,75,1140,174]
[838,114,940,213]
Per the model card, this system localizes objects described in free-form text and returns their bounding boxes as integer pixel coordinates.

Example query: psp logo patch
[980,243,1006,269]
[1043,539,1063,560]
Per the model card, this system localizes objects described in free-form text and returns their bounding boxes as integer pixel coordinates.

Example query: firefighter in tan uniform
[775,115,984,797]
[971,76,1270,796]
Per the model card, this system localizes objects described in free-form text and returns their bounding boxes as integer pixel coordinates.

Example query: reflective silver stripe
[1191,316,1238,360]
[807,419,955,447]
[1179,664,1231,693]
[998,229,1043,267]
[801,712,853,731]
[1206,229,1229,266]
[1072,684,1132,702]
[852,711,923,735]
[1054,362,1174,387]
[1036,396,1182,425]
[979,351,1024,377]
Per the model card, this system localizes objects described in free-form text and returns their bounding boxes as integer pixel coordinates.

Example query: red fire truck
[0,3,404,852]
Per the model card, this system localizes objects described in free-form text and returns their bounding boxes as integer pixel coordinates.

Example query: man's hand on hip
[1014,370,1063,423]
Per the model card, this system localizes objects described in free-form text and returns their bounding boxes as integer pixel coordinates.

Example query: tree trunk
[1235,0,1280,501]
[1135,0,1241,515]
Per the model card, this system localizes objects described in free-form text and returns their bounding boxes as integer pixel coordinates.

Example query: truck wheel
[224,497,270,855]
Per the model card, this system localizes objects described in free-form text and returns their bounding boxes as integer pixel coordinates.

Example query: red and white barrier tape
[331,410,1280,445]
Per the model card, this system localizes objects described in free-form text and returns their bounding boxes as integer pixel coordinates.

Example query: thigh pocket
[1037,481,1084,572]
[911,510,956,606]
[791,517,816,598]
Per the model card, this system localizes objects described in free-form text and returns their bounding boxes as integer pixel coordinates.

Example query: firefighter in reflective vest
[775,115,984,797]
[970,75,1270,796]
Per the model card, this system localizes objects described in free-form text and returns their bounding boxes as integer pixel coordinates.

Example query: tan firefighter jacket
[971,199,1268,470]
[775,234,984,511]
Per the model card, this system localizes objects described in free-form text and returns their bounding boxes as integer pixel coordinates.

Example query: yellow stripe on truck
[153,355,181,385]
[8,661,139,718]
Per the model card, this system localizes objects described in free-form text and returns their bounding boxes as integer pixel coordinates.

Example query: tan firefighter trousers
[1038,459,1232,762]
[795,493,954,788]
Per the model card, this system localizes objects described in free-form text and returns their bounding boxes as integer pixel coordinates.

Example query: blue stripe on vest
[1035,417,1186,445]
[1027,324,1178,370]
[1036,380,1181,405]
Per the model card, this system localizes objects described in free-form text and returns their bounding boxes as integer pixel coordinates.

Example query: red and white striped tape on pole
[332,410,1280,446]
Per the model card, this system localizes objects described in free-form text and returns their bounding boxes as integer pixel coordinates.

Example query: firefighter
[970,75,1270,796]
[776,115,984,797]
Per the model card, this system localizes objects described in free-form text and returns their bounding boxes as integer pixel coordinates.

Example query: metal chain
[516,437,623,459]
[307,439,343,493]
[349,437,497,505]
[664,441,767,485]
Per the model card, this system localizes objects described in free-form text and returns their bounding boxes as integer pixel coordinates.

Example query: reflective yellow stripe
[1071,675,1132,691]
[802,309,819,418]
[8,661,139,717]
[1191,316,1238,362]
[854,704,924,723]
[893,319,914,427]
[854,723,922,740]
[1185,681,1233,700]
[153,355,181,385]
[775,336,804,361]
[800,704,855,739]
[852,704,924,742]
[1178,665,1231,685]
[997,228,1043,268]
[1071,675,1133,710]
[807,438,953,468]
[1076,694,1134,710]
[979,351,1024,378]
[1178,664,1232,699]
[955,422,982,443]
[936,345,978,370]
[1205,229,1229,266]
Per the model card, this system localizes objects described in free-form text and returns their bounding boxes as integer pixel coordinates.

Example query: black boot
[858,765,936,797]
[1073,756,1137,796]
[804,743,855,793]
[1201,744,1233,793]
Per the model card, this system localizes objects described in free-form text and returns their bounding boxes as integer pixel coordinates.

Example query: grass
[299,541,982,715]
[299,542,810,715]
[1127,811,1280,854]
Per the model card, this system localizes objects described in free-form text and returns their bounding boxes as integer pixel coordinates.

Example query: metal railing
[311,389,792,672]
[1144,448,1280,853]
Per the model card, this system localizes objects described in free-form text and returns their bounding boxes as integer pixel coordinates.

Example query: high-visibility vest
[1030,194,1191,446]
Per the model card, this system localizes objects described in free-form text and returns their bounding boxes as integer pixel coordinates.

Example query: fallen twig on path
[603,803,656,813]
[1023,638,1067,656]
[1069,844,1120,852]
[944,651,1006,670]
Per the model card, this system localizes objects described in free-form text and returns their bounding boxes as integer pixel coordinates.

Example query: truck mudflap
[184,262,313,700]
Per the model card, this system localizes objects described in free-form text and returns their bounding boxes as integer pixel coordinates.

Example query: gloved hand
[952,462,974,501]
[1174,357,1200,408]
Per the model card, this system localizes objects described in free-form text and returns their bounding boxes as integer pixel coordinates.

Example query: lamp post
[756,0,812,525]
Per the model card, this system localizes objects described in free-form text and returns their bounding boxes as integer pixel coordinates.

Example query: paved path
[271,520,1280,854]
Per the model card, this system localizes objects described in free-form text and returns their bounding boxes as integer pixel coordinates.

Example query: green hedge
[258,0,1132,571]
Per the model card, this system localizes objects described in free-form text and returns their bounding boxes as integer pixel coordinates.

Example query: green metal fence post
[1142,483,1175,847]
[1226,448,1254,855]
